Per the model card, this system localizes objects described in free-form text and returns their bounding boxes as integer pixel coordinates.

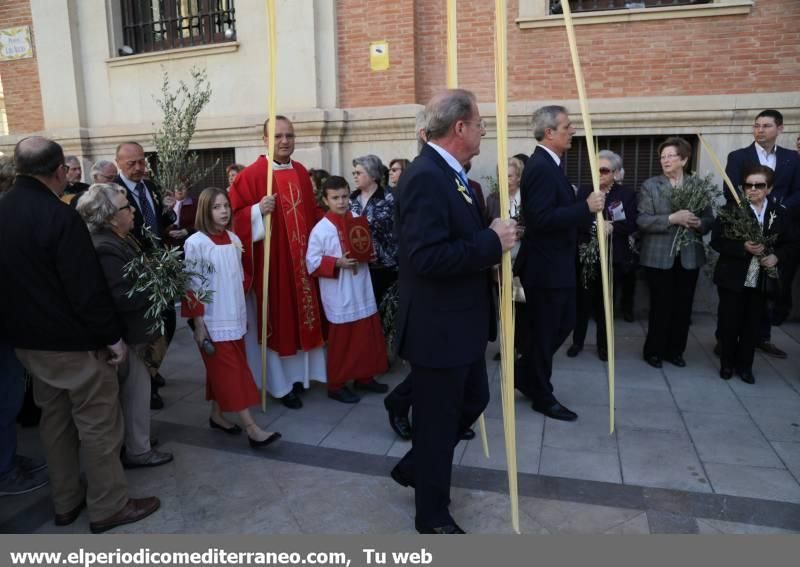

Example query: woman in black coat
[568,150,638,360]
[711,165,794,384]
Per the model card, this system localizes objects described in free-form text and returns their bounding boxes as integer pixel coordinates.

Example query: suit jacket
[114,175,176,248]
[91,228,159,344]
[576,183,638,267]
[0,175,122,350]
[725,143,800,209]
[514,145,593,289]
[710,201,794,292]
[394,144,502,369]
[637,175,713,270]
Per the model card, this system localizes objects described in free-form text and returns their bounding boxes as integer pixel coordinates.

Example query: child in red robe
[182,187,281,447]
[306,177,388,403]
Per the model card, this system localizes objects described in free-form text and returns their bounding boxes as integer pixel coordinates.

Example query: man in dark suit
[0,136,160,532]
[114,141,177,408]
[724,109,800,354]
[391,89,517,534]
[514,105,605,422]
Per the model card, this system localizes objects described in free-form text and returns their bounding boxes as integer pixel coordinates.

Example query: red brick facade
[338,0,800,108]
[0,0,44,133]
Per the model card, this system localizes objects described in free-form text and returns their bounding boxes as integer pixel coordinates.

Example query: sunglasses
[743,182,768,190]
[599,167,613,174]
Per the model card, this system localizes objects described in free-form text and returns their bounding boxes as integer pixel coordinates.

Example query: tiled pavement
[3,315,800,534]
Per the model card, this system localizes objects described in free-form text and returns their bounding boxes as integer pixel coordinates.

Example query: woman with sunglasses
[568,150,638,360]
[711,165,793,384]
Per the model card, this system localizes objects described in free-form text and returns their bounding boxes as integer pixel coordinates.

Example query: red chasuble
[229,156,325,356]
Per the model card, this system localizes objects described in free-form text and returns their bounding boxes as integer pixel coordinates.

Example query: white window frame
[517,0,754,29]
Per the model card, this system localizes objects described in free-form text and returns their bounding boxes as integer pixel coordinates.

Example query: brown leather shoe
[89,497,160,534]
[54,500,86,526]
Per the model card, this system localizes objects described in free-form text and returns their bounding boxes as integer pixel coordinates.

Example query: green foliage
[151,67,218,194]
[578,222,600,290]
[379,281,400,355]
[669,173,722,257]
[122,228,214,336]
[717,188,779,278]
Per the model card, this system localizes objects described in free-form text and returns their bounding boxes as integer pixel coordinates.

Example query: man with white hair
[91,160,118,184]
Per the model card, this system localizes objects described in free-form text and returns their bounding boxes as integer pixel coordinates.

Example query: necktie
[135,182,158,232]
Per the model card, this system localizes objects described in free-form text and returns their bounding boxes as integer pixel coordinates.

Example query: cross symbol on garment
[283,182,303,244]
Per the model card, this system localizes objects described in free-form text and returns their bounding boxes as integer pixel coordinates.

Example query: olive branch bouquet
[122,228,214,336]
[669,173,721,257]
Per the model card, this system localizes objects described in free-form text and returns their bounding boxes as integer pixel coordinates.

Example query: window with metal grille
[549,0,711,14]
[121,0,236,54]
[563,135,699,190]
[145,147,236,196]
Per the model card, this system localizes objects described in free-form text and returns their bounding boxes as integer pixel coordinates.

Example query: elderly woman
[568,150,638,361]
[76,184,173,468]
[387,158,411,190]
[637,137,713,369]
[711,165,793,384]
[351,154,398,314]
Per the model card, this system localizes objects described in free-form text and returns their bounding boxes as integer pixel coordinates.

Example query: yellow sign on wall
[0,26,34,61]
[369,41,389,71]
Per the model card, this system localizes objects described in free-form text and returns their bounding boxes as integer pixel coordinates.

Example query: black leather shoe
[354,379,389,394]
[150,390,164,410]
[566,344,582,358]
[209,418,242,435]
[598,347,608,362]
[280,391,303,409]
[384,400,412,440]
[328,387,360,403]
[644,355,662,369]
[719,368,733,380]
[390,465,414,488]
[248,432,281,448]
[532,401,578,421]
[54,500,86,526]
[416,522,466,534]
[666,355,686,368]
[292,382,305,395]
[152,373,166,388]
[459,428,476,441]
[739,370,756,384]
[756,341,787,359]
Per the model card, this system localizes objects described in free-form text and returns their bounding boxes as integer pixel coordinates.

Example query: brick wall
[0,0,43,134]
[337,0,418,108]
[338,0,800,108]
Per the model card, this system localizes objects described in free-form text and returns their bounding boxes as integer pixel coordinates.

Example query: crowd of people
[0,94,798,534]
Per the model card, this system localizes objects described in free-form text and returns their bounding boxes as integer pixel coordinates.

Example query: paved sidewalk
[3,315,799,534]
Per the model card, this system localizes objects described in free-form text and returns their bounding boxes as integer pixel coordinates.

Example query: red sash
[275,167,323,351]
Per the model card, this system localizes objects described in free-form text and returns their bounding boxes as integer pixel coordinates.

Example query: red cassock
[229,156,325,356]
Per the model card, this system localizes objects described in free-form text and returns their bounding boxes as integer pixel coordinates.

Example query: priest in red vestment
[228,115,326,409]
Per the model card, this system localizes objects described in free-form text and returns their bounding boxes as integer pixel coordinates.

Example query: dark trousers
[369,267,398,310]
[384,375,412,416]
[394,360,489,528]
[718,286,764,373]
[615,266,636,315]
[0,343,26,475]
[571,278,606,350]
[516,288,575,406]
[643,262,699,359]
[772,252,798,323]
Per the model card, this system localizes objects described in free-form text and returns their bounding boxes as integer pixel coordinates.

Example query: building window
[145,147,236,194]
[563,135,699,190]
[121,0,236,54]
[549,0,711,13]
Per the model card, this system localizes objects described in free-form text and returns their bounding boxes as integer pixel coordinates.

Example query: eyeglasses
[465,119,487,133]
[274,133,295,140]
[389,167,403,173]
[599,167,613,174]
[117,204,132,212]
[743,182,768,190]
[660,154,681,161]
